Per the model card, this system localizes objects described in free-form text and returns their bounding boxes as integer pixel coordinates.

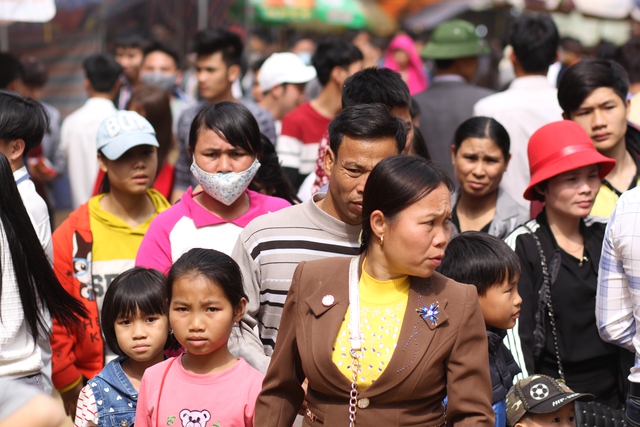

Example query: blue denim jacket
[89,357,137,427]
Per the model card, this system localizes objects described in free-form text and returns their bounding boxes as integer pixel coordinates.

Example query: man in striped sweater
[230,103,407,373]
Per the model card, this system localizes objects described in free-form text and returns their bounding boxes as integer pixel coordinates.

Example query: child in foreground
[135,248,264,427]
[438,231,523,427]
[74,267,173,427]
[506,374,593,426]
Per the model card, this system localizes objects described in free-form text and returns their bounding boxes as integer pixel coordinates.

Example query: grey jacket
[450,187,529,239]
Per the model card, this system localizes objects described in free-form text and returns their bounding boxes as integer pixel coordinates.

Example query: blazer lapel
[362,275,449,396]
[305,266,352,390]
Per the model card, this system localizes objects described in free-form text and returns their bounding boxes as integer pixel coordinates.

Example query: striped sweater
[230,194,360,372]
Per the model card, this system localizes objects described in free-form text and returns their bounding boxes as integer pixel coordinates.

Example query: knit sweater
[229,193,361,372]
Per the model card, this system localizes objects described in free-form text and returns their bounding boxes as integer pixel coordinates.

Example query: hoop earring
[379,235,384,246]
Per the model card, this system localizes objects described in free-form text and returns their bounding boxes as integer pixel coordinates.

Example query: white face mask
[190,158,261,206]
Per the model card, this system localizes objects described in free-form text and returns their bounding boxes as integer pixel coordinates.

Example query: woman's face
[378,183,451,279]
[193,127,255,174]
[99,145,158,195]
[452,137,508,199]
[540,165,600,218]
[393,49,410,68]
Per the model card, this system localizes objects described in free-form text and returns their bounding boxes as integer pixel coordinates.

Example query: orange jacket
[50,202,103,390]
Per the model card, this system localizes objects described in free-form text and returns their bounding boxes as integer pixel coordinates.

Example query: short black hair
[508,12,559,73]
[167,248,248,311]
[312,39,363,86]
[0,53,23,89]
[143,39,181,68]
[361,155,453,251]
[83,53,123,93]
[101,267,173,356]
[328,103,407,159]
[434,59,455,70]
[342,67,410,111]
[0,90,49,155]
[115,33,147,50]
[19,55,47,88]
[194,28,243,67]
[557,59,629,117]
[437,231,521,296]
[453,116,510,161]
[615,36,640,84]
[188,101,263,159]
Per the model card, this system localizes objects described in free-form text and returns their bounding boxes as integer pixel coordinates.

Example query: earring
[379,235,384,246]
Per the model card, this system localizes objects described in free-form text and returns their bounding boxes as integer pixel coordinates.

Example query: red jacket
[50,202,103,390]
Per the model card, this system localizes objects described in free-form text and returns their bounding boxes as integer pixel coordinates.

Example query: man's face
[280,83,307,116]
[323,135,399,225]
[569,87,629,154]
[335,60,364,88]
[196,51,238,102]
[115,47,144,83]
[141,51,178,76]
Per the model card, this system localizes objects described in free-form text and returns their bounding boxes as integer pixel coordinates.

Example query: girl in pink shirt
[135,248,264,427]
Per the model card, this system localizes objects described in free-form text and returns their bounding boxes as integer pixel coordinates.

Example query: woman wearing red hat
[504,120,627,408]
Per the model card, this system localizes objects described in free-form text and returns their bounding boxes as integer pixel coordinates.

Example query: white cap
[258,52,317,92]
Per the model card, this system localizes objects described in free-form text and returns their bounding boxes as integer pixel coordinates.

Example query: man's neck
[87,91,114,101]
[206,89,236,105]
[310,84,342,119]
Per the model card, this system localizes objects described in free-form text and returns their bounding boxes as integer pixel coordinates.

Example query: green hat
[421,19,490,59]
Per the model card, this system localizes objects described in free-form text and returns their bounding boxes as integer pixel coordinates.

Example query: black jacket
[487,329,520,404]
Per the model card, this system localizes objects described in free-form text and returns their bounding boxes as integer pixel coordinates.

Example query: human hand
[298,378,309,415]
[60,380,84,419]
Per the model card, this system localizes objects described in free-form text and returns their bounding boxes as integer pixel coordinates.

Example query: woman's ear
[369,210,386,240]
[233,298,247,323]
[97,152,108,173]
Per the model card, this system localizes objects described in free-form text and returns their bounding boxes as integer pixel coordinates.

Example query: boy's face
[516,404,576,427]
[196,51,238,103]
[569,87,629,154]
[478,274,522,330]
[115,46,144,83]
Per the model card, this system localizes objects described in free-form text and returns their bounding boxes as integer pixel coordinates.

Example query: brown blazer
[255,256,494,426]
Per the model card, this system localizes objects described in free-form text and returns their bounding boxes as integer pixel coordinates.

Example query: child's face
[478,274,522,330]
[169,274,246,358]
[115,310,169,362]
[98,145,158,195]
[516,404,576,427]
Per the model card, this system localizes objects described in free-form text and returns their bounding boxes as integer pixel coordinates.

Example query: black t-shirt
[452,203,491,234]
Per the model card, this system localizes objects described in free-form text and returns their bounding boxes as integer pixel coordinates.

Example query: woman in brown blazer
[255,156,494,426]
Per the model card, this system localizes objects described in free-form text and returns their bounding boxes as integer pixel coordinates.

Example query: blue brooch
[417,302,440,325]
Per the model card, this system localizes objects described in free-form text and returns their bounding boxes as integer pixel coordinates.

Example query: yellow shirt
[591,178,640,218]
[331,264,409,390]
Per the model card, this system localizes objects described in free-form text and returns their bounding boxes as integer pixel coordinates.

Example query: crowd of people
[3,8,640,427]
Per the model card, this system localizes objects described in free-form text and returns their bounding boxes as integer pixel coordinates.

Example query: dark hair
[453,116,510,161]
[437,231,521,296]
[83,53,123,93]
[115,33,147,50]
[342,67,410,111]
[143,40,180,68]
[102,267,175,356]
[557,59,629,117]
[508,12,559,73]
[312,39,363,86]
[167,248,248,310]
[0,152,87,341]
[19,55,48,88]
[434,59,455,70]
[194,28,243,67]
[411,126,430,161]
[0,53,23,89]
[188,101,263,159]
[615,36,640,84]
[127,85,173,170]
[248,134,299,204]
[328,103,407,159]
[360,155,454,251]
[251,56,268,74]
[593,40,617,60]
[0,90,49,155]
[559,37,583,56]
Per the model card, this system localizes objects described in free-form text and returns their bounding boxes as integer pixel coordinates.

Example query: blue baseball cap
[96,111,159,160]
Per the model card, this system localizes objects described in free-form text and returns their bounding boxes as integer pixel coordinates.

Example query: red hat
[524,120,616,201]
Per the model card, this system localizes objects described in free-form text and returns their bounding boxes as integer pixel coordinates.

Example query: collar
[85,97,117,107]
[13,165,29,183]
[508,75,555,90]
[183,187,265,228]
[486,328,506,352]
[432,74,466,84]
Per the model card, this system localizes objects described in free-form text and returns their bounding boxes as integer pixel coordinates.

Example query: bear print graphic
[179,409,219,427]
